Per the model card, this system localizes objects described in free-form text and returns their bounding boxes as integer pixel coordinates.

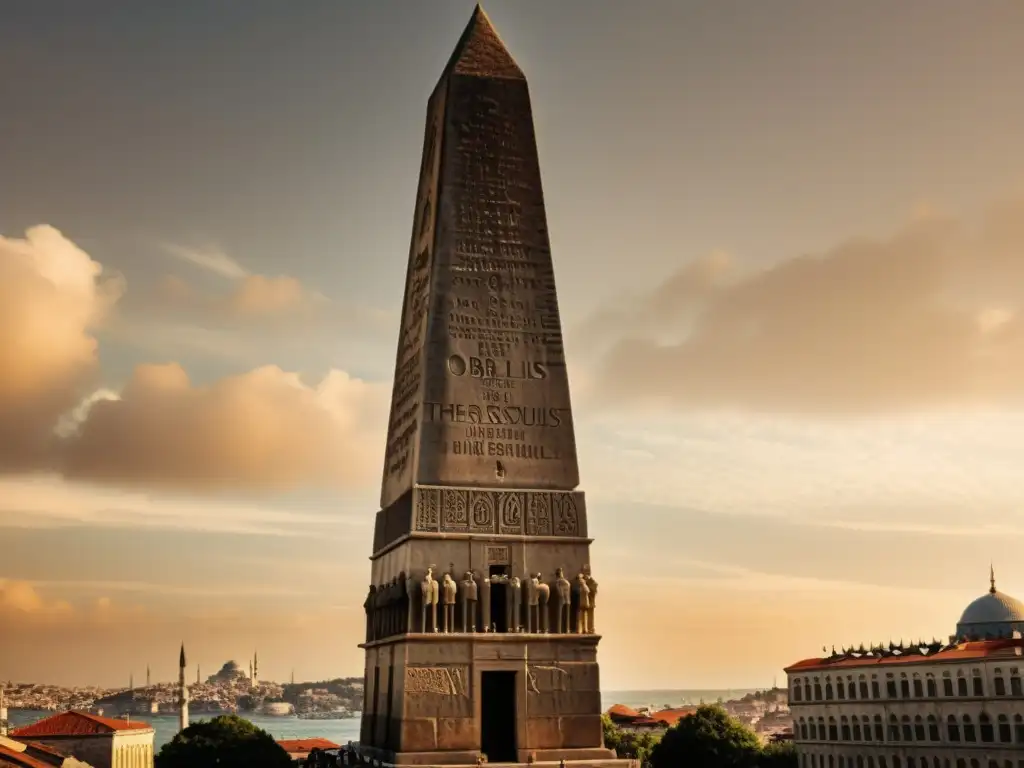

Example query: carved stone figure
[461,571,479,632]
[574,572,591,634]
[535,573,550,633]
[420,566,439,633]
[554,568,571,634]
[363,585,376,642]
[481,576,492,632]
[508,575,522,632]
[442,573,457,632]
[405,571,418,633]
[581,564,597,634]
[525,574,539,633]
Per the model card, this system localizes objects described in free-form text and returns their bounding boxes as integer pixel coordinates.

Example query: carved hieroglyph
[405,666,467,696]
[413,486,585,537]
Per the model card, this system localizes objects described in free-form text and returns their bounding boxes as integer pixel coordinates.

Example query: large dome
[959,591,1024,626]
[955,570,1024,640]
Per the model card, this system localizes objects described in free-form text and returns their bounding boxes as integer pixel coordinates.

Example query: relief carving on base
[415,487,440,531]
[405,666,467,696]
[442,489,469,531]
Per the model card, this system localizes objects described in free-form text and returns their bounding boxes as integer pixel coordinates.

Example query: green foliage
[155,714,292,768]
[757,740,797,768]
[602,715,661,765]
[649,705,762,768]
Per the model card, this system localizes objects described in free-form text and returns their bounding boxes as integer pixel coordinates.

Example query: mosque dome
[955,568,1024,640]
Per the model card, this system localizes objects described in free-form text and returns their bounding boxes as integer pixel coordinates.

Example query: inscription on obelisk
[380,10,579,510]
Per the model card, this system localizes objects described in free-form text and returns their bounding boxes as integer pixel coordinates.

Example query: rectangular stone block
[400,718,438,753]
[526,715,563,750]
[436,717,479,751]
[560,714,603,749]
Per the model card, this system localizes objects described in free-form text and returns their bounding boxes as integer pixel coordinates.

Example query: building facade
[11,712,154,768]
[786,575,1024,768]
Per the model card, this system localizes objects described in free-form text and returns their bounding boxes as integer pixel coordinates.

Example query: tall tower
[146,665,151,688]
[252,651,258,688]
[178,643,190,733]
[358,6,619,765]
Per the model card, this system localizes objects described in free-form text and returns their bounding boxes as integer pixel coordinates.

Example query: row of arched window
[797,713,1024,745]
[791,668,1023,703]
[800,754,1024,768]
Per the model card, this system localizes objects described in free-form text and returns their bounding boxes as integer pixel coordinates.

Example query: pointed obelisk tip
[179,642,186,668]
[445,2,524,80]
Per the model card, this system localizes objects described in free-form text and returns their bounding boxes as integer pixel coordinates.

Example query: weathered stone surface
[360,8,621,766]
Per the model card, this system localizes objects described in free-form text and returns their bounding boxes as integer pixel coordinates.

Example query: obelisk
[359,7,621,767]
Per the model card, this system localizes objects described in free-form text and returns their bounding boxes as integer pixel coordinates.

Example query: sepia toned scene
[3,2,1024,767]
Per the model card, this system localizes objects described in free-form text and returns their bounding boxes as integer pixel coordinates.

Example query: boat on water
[296,711,357,720]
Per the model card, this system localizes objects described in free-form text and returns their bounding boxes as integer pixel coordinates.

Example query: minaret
[991,563,998,594]
[178,643,190,733]
[252,651,258,688]
[129,673,134,699]
[196,665,200,685]
[146,665,151,688]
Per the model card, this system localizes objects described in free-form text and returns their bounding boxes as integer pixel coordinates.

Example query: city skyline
[3,0,1024,690]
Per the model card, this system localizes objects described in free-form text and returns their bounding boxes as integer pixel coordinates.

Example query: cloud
[589,197,1024,412]
[0,226,390,494]
[60,365,388,492]
[0,579,73,623]
[163,243,248,280]
[0,475,371,537]
[0,226,123,469]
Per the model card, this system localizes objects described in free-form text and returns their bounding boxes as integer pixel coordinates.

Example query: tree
[649,705,762,768]
[156,714,292,768]
[757,740,797,768]
[602,715,660,767]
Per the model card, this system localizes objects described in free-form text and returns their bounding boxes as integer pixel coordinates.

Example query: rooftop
[12,711,153,738]
[276,738,339,755]
[786,637,1024,673]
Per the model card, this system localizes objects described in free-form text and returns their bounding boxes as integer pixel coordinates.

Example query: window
[913,677,923,697]
[926,675,937,697]
[809,720,817,739]
[841,716,851,741]
[829,717,838,741]
[829,756,834,768]
[871,679,880,698]
[848,677,856,700]
[839,758,846,768]
[943,675,954,697]
[1012,673,1022,696]
[793,679,803,701]
[868,758,875,768]
[879,759,887,768]
[981,713,994,742]
[859,677,869,699]
[970,760,979,768]
[804,682,812,701]
[889,714,900,741]
[996,676,1006,696]
[814,681,823,700]
[964,714,977,742]
[853,717,862,741]
[1014,713,1024,742]
[999,714,1011,742]
[928,715,940,741]
[908,759,916,768]
[886,676,898,698]
[894,757,903,768]
[948,715,961,742]
[826,682,834,700]
[957,675,969,697]
[902,715,913,742]
[900,676,911,698]
[801,755,808,768]
[914,715,925,741]
[973,669,985,696]
[874,715,884,741]
[837,680,846,699]
[858,758,864,768]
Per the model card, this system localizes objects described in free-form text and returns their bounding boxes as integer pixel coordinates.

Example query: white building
[786,573,1024,768]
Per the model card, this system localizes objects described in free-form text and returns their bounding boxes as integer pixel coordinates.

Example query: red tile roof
[606,704,640,720]
[785,638,1024,673]
[0,742,55,768]
[12,711,153,738]
[649,707,697,726]
[276,738,339,754]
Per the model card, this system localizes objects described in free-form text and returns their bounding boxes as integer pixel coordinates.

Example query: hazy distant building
[787,571,1024,768]
[11,712,154,768]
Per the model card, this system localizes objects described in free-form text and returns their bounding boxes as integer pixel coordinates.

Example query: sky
[2,0,1024,692]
